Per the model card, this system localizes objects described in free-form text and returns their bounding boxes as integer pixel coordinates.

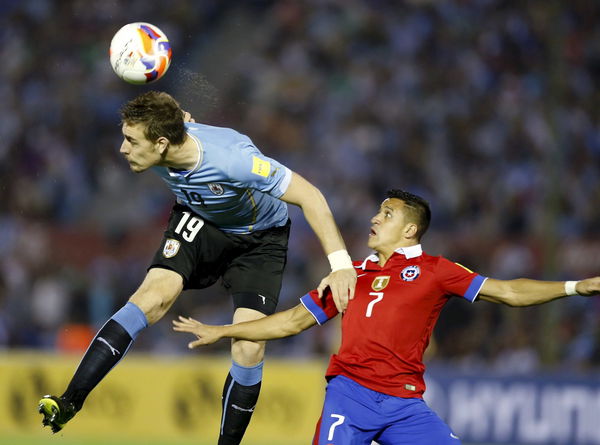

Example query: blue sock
[230,360,264,386]
[111,302,148,338]
[219,361,264,444]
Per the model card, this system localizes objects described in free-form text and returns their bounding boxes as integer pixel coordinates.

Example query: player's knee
[231,339,266,366]
[230,307,267,365]
[129,269,183,325]
[129,293,169,325]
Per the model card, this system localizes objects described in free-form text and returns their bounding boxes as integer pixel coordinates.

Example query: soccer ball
[109,22,172,84]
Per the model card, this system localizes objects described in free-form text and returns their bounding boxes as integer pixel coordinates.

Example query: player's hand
[576,277,600,296]
[182,110,195,123]
[172,316,224,348]
[317,268,357,313]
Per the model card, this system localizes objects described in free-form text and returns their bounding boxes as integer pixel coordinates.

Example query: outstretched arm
[280,172,357,312]
[478,277,600,306]
[172,303,317,349]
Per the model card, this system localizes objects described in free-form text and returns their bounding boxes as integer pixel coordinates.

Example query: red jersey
[300,245,486,398]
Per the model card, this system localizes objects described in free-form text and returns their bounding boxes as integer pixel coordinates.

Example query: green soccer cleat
[38,395,77,433]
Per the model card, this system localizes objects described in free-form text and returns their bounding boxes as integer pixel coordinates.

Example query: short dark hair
[119,91,186,145]
[386,189,431,240]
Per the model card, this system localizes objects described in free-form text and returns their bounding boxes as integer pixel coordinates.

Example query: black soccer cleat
[38,395,78,433]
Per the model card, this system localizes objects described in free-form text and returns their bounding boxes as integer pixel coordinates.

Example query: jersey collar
[394,244,422,259]
[167,132,203,178]
[358,244,423,270]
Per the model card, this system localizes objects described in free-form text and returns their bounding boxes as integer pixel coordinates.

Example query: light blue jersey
[152,123,292,234]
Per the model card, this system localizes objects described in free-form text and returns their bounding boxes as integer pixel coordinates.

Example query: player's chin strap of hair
[565,281,581,296]
[328,249,353,272]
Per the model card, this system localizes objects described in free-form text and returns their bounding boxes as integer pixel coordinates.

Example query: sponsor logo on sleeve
[251,156,271,177]
[163,238,181,258]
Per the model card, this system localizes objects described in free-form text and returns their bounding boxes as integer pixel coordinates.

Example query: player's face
[120,122,163,173]
[368,198,414,253]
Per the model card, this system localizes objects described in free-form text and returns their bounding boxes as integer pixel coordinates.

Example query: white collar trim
[358,244,423,269]
[395,244,422,259]
[168,133,203,178]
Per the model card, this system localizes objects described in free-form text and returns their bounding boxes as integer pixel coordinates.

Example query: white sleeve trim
[470,277,488,303]
[278,167,293,196]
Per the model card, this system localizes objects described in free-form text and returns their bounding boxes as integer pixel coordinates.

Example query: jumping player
[38,91,356,445]
[173,189,600,445]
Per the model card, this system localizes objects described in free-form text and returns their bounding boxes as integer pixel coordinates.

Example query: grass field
[0,435,501,445]
[0,434,307,445]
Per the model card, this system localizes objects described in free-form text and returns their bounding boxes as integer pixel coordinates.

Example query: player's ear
[404,222,418,239]
[155,136,170,155]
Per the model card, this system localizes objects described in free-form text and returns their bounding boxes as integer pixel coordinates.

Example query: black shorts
[149,204,290,315]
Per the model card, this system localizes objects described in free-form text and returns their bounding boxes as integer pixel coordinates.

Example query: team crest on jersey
[163,238,180,258]
[400,265,420,281]
[371,276,390,291]
[208,183,224,195]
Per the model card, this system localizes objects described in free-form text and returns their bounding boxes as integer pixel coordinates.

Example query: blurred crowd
[1,0,600,374]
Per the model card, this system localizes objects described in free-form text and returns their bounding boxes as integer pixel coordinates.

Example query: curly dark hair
[119,91,186,145]
[386,189,431,240]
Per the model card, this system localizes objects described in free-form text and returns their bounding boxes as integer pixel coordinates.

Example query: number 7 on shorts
[328,414,345,441]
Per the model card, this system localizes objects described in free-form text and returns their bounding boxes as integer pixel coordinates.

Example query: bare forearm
[280,173,347,255]
[297,196,347,256]
[279,172,356,309]
[504,279,569,306]
[479,277,600,306]
[222,310,306,341]
[173,304,317,348]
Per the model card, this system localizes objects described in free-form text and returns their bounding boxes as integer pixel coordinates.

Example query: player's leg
[218,308,267,445]
[375,398,461,445]
[218,221,291,445]
[39,267,183,433]
[39,203,234,433]
[39,205,202,432]
[63,267,182,400]
[313,376,381,445]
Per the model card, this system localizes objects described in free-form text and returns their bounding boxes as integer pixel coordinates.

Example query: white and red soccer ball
[109,22,172,84]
